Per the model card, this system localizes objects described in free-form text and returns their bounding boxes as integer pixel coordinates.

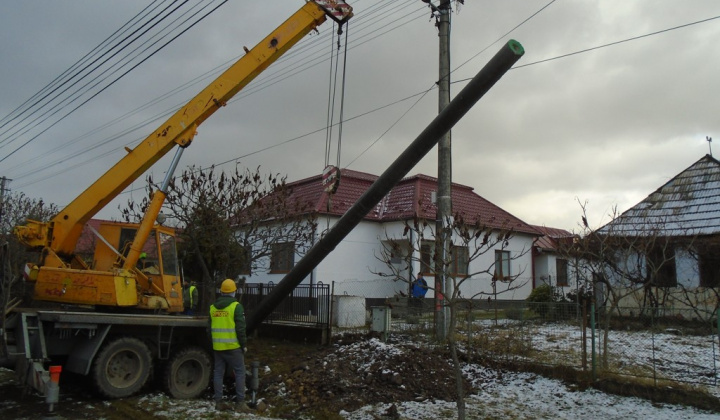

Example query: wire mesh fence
[461,302,588,370]
[326,279,720,387]
[594,306,720,386]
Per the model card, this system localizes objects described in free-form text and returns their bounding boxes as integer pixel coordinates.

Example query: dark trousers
[213,348,245,402]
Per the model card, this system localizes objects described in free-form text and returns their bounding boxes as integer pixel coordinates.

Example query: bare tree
[0,192,58,317]
[373,212,529,420]
[121,165,317,308]
[559,200,711,368]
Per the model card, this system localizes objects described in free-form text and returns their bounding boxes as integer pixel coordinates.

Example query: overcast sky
[1,0,719,232]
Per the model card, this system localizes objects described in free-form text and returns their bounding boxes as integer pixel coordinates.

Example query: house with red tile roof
[249,168,546,301]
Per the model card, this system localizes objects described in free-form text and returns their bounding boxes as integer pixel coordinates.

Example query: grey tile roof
[597,155,720,237]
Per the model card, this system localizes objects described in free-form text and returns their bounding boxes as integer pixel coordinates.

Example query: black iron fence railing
[243,283,330,327]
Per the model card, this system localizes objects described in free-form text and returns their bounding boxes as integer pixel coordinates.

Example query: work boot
[215,401,231,411]
[235,402,252,413]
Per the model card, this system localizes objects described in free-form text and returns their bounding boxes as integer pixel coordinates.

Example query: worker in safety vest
[182,280,198,315]
[209,279,250,413]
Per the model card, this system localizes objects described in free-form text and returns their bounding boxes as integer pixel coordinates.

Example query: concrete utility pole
[0,177,11,226]
[434,0,452,340]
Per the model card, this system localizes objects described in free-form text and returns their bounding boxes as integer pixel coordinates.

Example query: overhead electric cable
[11,2,717,192]
[0,0,167,131]
[0,0,187,149]
[7,1,421,181]
[0,0,229,165]
[2,0,219,167]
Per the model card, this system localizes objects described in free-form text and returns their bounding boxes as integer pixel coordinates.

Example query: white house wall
[534,252,578,295]
[247,218,536,301]
[459,233,535,300]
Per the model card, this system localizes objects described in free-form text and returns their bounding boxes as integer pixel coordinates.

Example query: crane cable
[323,21,350,220]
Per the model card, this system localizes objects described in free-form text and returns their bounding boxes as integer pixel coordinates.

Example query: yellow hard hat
[220,279,237,293]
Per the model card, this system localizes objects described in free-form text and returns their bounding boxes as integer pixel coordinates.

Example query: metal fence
[594,306,719,386]
[243,282,331,327]
[325,279,720,387]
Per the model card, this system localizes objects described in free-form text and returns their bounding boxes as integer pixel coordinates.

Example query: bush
[527,284,558,319]
[527,284,554,304]
[505,307,525,320]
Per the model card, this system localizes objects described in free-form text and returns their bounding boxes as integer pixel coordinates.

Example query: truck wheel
[92,337,152,398]
[164,347,212,399]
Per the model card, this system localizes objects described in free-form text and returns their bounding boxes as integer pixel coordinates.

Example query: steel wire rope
[336,26,351,169]
[324,21,339,169]
[0,0,169,131]
[0,0,191,151]
[0,0,229,166]
[323,21,351,170]
[8,1,424,183]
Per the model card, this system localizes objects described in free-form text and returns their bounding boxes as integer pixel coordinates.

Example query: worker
[209,279,251,413]
[137,252,147,269]
[411,274,428,298]
[410,275,428,315]
[182,280,198,315]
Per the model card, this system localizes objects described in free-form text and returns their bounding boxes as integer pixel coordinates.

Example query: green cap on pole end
[507,39,525,56]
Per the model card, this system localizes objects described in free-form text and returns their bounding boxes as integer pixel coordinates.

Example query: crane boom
[14,1,352,311]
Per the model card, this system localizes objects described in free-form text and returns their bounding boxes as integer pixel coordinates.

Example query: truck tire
[92,337,152,398]
[164,346,212,399]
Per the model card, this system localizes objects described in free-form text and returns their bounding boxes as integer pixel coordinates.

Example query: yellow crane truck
[1,1,352,400]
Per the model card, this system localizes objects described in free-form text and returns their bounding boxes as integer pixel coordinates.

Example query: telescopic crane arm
[16,1,353,269]
[13,1,352,310]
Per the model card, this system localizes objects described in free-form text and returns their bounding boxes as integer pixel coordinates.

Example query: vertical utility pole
[435,0,452,340]
[0,177,10,226]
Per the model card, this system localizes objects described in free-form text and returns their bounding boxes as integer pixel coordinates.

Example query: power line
[512,15,720,69]
[6,3,720,195]
[0,0,189,148]
[0,0,229,165]
[7,1,421,184]
[0,0,168,130]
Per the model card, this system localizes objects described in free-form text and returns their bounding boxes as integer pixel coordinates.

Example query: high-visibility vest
[210,301,240,351]
[188,285,197,308]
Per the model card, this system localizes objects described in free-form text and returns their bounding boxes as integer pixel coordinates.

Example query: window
[420,242,468,277]
[494,250,511,280]
[158,231,178,276]
[238,246,252,275]
[556,258,568,286]
[699,252,720,287]
[647,246,676,287]
[420,241,434,275]
[451,246,469,277]
[270,242,294,273]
